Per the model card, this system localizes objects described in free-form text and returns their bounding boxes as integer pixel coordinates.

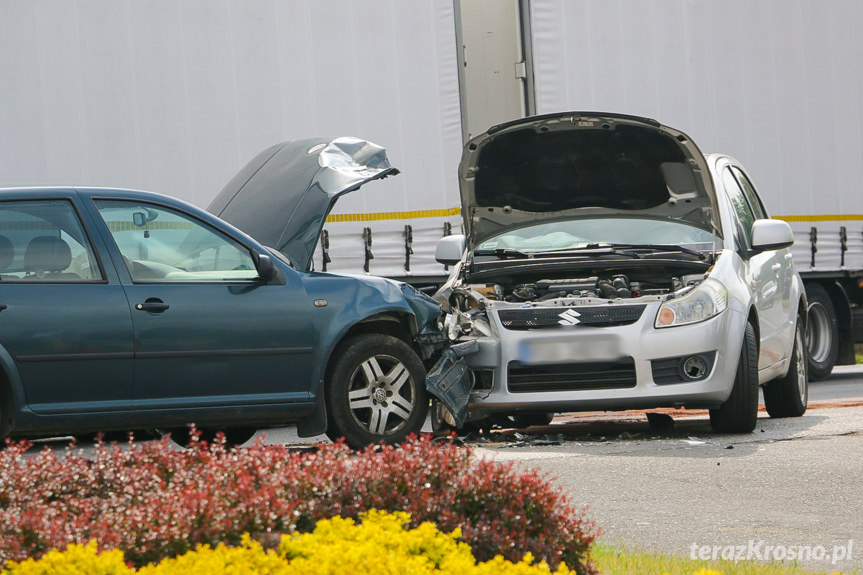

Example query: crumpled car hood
[459,112,720,247]
[209,137,398,271]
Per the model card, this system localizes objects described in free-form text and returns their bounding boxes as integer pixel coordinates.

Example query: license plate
[517,335,622,364]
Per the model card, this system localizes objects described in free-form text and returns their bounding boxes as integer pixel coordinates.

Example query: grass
[856,344,862,364]
[591,543,854,575]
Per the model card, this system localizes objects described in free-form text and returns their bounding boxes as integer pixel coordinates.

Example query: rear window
[0,200,102,282]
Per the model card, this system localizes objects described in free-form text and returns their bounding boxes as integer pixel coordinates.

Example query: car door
[90,198,317,409]
[0,196,134,414]
[721,167,788,370]
[731,166,797,361]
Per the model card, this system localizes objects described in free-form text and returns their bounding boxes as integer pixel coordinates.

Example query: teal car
[0,138,443,448]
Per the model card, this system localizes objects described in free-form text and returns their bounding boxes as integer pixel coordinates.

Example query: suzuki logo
[557,309,582,326]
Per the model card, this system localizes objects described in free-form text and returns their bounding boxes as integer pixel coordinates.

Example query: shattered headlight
[444,312,473,340]
[655,278,727,328]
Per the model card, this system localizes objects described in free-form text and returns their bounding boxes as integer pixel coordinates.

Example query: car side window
[0,200,103,282]
[94,200,259,283]
[730,167,768,220]
[722,168,757,251]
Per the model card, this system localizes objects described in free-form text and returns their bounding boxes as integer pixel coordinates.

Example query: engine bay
[465,271,707,304]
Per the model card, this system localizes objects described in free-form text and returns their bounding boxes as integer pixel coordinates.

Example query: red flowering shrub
[0,435,596,574]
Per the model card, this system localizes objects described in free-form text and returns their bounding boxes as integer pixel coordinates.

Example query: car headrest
[25,236,72,273]
[0,235,13,271]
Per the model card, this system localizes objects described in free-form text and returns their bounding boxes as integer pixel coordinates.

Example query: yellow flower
[4,541,132,575]
[2,511,574,575]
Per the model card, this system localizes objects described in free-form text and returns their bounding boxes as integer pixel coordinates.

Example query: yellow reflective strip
[326,207,461,223]
[775,214,863,222]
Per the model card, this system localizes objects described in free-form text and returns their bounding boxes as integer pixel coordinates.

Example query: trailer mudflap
[425,340,479,428]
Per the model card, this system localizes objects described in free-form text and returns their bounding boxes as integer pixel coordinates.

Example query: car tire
[430,399,457,432]
[325,334,428,449]
[166,427,257,448]
[81,429,158,443]
[430,400,490,436]
[804,283,838,381]
[710,322,758,433]
[763,318,808,418]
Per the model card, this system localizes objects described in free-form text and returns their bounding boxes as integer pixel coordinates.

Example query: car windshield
[475,218,714,254]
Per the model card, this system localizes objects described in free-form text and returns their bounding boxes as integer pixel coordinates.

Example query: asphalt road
[805,365,863,402]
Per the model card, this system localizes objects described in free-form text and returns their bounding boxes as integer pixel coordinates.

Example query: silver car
[428,112,807,433]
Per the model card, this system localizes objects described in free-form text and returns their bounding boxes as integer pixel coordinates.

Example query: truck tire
[805,283,838,381]
[710,322,758,433]
[325,334,428,449]
[763,318,808,418]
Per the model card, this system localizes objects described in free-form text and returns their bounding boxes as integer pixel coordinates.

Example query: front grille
[498,305,646,330]
[507,359,637,393]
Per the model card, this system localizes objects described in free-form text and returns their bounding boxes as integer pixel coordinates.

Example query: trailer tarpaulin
[529,0,863,271]
[0,0,464,279]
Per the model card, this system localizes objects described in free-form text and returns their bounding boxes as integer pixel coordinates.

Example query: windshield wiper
[531,244,640,258]
[473,247,532,259]
[610,243,708,260]
[474,243,708,262]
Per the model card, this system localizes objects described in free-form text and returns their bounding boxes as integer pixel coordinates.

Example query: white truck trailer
[1,0,861,377]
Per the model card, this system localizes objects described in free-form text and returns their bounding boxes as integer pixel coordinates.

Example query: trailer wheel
[805,283,838,381]
[763,317,808,417]
[710,322,758,433]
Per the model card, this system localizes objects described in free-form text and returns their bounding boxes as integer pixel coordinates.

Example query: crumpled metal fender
[295,273,445,437]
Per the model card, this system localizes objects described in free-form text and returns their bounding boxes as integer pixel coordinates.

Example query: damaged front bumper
[425,299,746,427]
[424,340,478,428]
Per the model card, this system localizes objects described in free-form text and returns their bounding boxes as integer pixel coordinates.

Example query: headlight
[655,278,727,328]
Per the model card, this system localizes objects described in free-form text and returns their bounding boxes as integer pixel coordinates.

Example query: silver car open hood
[459,112,721,247]
[209,137,398,271]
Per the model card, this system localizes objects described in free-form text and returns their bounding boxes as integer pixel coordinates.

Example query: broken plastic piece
[425,340,479,427]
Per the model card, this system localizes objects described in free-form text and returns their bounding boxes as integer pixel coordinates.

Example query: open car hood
[459,112,720,247]
[209,137,398,271]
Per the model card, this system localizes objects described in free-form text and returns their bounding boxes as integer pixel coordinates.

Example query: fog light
[652,352,716,385]
[681,355,708,380]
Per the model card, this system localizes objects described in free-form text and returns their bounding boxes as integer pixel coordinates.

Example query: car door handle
[771,263,782,272]
[0,302,7,313]
[135,301,170,313]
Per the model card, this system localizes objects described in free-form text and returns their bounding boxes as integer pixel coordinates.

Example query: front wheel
[763,318,808,418]
[325,335,428,449]
[710,322,759,433]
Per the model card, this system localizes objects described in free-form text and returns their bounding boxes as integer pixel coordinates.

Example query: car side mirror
[751,219,794,252]
[254,253,279,283]
[435,234,466,265]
